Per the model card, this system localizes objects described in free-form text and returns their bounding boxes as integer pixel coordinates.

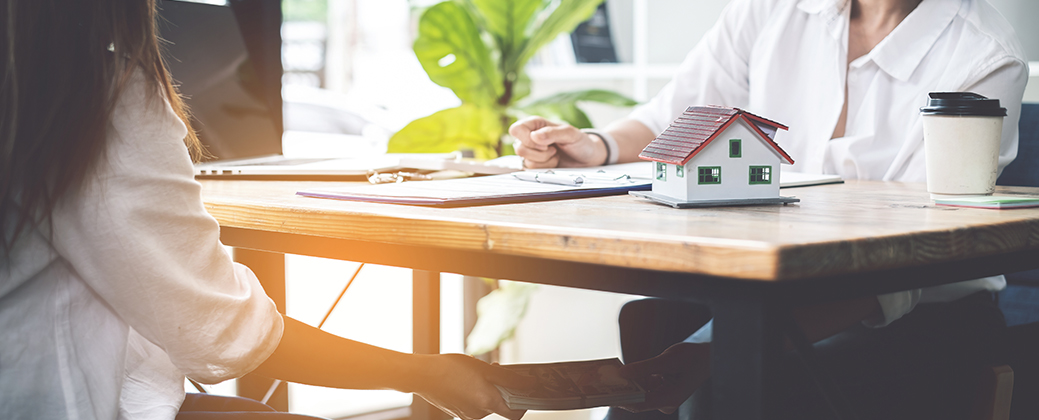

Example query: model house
[631,106,799,208]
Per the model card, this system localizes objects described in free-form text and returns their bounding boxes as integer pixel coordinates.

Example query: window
[676,165,685,178]
[729,139,742,158]
[698,166,721,184]
[749,166,772,184]
[656,162,667,181]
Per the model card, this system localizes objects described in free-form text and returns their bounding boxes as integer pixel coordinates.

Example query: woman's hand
[509,116,607,168]
[408,354,537,420]
[617,343,711,414]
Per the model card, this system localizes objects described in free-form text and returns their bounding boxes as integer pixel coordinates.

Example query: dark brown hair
[0,0,200,255]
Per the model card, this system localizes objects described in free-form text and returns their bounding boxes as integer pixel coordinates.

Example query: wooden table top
[199,179,1039,282]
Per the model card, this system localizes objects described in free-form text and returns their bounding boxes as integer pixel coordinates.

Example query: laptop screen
[158,0,283,162]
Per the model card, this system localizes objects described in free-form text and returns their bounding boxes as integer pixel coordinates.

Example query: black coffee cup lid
[920,92,1006,117]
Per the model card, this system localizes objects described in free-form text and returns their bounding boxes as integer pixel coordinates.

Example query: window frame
[729,139,742,158]
[697,166,722,185]
[749,165,772,185]
[656,162,667,181]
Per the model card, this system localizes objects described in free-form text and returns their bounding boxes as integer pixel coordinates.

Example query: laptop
[159,0,403,178]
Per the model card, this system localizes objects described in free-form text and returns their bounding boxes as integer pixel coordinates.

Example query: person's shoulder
[955,0,1027,64]
[103,68,191,175]
[108,69,189,154]
[110,70,186,139]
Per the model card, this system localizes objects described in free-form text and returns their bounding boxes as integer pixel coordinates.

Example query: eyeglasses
[367,170,434,185]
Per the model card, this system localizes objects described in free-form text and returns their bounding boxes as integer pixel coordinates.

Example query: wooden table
[201,179,1039,420]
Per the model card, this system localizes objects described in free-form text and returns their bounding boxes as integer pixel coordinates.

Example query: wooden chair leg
[973,365,1014,420]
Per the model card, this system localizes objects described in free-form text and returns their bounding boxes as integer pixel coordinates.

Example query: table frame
[225,225,1039,420]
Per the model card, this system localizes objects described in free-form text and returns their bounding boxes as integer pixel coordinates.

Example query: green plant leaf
[519,102,592,128]
[387,105,502,160]
[414,1,502,106]
[465,281,539,356]
[510,71,532,106]
[522,89,639,108]
[517,89,637,129]
[469,0,543,54]
[514,0,604,69]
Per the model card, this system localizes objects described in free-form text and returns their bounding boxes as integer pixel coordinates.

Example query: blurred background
[195,0,1039,418]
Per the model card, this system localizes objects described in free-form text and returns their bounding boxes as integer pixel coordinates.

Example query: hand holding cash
[410,354,537,420]
[494,358,646,410]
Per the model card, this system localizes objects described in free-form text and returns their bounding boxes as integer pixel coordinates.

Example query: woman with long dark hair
[0,1,532,419]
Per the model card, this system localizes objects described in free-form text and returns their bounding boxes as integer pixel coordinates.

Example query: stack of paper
[933,195,1039,209]
[495,358,645,411]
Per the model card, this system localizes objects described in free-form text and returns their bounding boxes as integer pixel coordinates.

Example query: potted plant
[389,0,637,159]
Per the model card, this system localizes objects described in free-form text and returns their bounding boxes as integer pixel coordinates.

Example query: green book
[934,195,1039,209]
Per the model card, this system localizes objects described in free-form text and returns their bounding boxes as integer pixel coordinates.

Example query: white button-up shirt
[0,74,284,419]
[630,0,1028,329]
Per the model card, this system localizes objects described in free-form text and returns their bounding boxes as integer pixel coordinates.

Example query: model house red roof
[639,106,794,166]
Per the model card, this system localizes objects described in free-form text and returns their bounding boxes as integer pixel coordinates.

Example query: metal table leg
[710,297,784,420]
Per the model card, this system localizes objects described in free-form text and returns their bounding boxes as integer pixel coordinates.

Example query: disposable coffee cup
[920,92,1006,199]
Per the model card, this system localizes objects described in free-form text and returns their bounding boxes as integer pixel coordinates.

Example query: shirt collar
[797,0,845,14]
[798,0,851,39]
[868,0,962,81]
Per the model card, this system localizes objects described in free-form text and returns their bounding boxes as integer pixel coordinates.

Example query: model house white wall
[650,119,783,201]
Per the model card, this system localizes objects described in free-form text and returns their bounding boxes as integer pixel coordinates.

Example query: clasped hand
[510,116,607,168]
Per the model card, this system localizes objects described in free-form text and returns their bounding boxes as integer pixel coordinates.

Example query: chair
[993,102,1039,419]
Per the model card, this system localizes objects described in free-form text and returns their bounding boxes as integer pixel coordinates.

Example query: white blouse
[630,0,1028,328]
[0,74,284,419]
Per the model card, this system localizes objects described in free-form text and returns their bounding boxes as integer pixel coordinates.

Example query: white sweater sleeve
[50,74,283,384]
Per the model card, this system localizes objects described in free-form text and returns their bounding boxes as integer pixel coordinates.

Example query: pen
[513,171,585,186]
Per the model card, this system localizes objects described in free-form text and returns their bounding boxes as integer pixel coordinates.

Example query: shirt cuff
[864,289,922,328]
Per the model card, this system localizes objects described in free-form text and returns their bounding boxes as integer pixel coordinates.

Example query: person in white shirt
[0,1,532,419]
[510,0,1027,418]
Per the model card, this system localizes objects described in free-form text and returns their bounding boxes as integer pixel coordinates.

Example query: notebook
[933,195,1039,209]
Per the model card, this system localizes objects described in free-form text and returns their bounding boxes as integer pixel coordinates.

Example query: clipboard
[297,169,651,207]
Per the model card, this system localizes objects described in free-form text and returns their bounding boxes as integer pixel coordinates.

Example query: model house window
[729,139,741,158]
[698,166,721,184]
[676,165,685,178]
[656,162,667,181]
[749,166,772,184]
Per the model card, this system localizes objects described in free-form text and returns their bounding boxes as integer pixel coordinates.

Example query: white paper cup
[920,93,1007,199]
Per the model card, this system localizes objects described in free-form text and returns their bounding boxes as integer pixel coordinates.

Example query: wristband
[581,129,619,166]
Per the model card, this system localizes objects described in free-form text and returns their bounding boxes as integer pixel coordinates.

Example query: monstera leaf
[387,104,502,160]
[414,1,502,107]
